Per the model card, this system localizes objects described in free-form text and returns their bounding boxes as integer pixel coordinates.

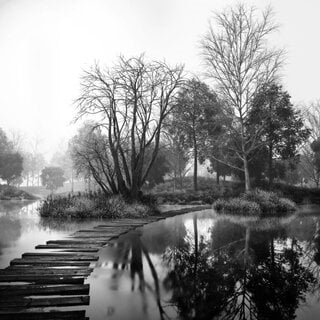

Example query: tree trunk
[179,167,183,190]
[71,169,74,194]
[216,160,220,185]
[243,157,251,191]
[268,144,273,188]
[193,140,198,192]
[130,185,140,200]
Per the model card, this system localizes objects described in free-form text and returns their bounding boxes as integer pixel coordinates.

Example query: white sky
[0,0,319,157]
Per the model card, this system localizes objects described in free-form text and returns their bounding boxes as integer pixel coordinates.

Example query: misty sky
[0,0,319,157]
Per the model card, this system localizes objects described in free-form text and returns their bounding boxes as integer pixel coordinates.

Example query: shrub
[38,191,155,219]
[277,198,296,212]
[213,198,261,216]
[213,188,296,216]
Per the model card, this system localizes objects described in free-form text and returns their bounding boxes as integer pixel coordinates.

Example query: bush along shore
[0,184,38,200]
[38,191,158,219]
[213,189,297,216]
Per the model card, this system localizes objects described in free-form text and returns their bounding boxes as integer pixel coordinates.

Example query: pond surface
[0,200,103,268]
[87,207,320,320]
[2,201,320,319]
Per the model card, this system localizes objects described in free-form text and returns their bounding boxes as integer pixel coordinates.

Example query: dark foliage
[40,166,66,193]
[38,191,156,219]
[0,152,23,185]
[248,83,310,185]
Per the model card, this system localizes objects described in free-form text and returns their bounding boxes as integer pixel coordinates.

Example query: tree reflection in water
[105,213,320,320]
[114,230,169,320]
[162,215,317,320]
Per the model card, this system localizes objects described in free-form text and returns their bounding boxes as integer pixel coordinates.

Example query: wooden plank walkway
[0,205,209,319]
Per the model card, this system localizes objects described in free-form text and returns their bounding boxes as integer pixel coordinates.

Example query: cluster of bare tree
[71,56,184,198]
[68,3,317,197]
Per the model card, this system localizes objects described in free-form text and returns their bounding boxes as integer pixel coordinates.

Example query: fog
[0,0,319,157]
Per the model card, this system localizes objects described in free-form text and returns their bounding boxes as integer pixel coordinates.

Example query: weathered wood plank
[10,259,91,266]
[0,269,91,276]
[35,244,99,252]
[94,225,134,229]
[0,284,89,296]
[77,228,129,232]
[95,221,147,227]
[0,295,89,309]
[58,248,100,253]
[5,266,92,271]
[0,310,87,320]
[71,233,117,238]
[0,275,84,284]
[47,240,107,245]
[21,253,98,261]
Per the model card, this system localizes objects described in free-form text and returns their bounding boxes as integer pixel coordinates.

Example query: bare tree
[201,4,284,190]
[7,129,25,153]
[75,55,184,198]
[164,133,191,191]
[305,101,320,141]
[299,149,320,188]
[298,101,320,187]
[70,123,118,194]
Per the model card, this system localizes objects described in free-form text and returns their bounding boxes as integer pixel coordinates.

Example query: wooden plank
[10,259,90,267]
[0,275,84,284]
[0,310,87,320]
[92,224,136,231]
[71,233,117,238]
[0,295,89,309]
[95,222,147,227]
[21,253,98,261]
[47,240,107,245]
[77,228,129,232]
[35,244,100,251]
[5,266,92,271]
[57,248,100,253]
[0,284,89,296]
[0,269,91,276]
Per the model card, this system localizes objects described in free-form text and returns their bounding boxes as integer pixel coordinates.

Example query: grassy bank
[151,176,320,206]
[0,184,38,200]
[152,179,243,205]
[213,189,296,216]
[38,191,157,219]
[269,183,320,204]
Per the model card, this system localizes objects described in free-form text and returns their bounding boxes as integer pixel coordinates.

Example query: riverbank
[0,184,38,200]
[151,178,320,205]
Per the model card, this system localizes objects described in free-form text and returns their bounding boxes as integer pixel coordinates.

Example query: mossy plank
[10,259,90,267]
[0,269,91,276]
[35,244,100,251]
[21,253,98,261]
[0,310,87,320]
[47,240,107,245]
[0,284,89,296]
[0,275,85,284]
[0,295,89,309]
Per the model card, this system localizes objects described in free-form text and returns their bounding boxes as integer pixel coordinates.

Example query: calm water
[2,201,320,319]
[0,200,103,268]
